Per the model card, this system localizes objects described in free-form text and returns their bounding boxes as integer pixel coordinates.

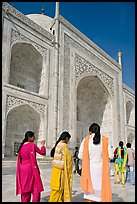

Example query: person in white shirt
[78,123,113,202]
[126,142,135,185]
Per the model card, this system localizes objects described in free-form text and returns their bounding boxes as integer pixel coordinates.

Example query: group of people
[16,123,135,202]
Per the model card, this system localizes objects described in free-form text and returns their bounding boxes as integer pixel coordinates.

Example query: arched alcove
[9,43,43,93]
[5,104,41,157]
[77,76,113,145]
[126,101,134,124]
[127,133,134,145]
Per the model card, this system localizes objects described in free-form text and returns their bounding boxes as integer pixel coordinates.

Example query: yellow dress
[49,141,73,202]
[115,146,127,185]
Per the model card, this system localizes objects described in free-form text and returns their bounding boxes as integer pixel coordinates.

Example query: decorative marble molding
[123,83,135,95]
[125,98,134,105]
[62,37,71,130]
[6,95,46,117]
[2,2,52,41]
[11,29,47,60]
[75,54,114,95]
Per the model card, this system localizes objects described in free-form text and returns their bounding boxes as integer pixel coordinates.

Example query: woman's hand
[41,140,46,146]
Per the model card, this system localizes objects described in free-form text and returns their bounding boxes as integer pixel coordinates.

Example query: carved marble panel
[6,95,46,117]
[75,54,114,95]
[11,29,47,60]
[63,36,70,130]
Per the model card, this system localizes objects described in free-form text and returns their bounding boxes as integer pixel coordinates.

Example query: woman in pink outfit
[16,131,46,202]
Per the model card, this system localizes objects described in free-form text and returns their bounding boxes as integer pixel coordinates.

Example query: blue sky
[7,2,135,90]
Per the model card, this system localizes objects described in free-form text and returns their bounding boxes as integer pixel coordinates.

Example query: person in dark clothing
[73,146,79,173]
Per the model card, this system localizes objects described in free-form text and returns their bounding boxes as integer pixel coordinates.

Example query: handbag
[52,159,64,170]
[77,168,82,176]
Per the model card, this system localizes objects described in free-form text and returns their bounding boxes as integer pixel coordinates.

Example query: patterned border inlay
[11,29,47,60]
[75,54,114,95]
[6,95,46,117]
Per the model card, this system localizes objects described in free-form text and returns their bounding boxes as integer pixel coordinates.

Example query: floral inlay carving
[75,54,114,95]
[11,29,47,60]
[6,95,46,117]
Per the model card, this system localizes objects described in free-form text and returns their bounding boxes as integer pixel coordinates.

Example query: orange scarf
[81,135,112,202]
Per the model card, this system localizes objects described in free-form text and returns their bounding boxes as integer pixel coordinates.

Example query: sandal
[114,181,120,184]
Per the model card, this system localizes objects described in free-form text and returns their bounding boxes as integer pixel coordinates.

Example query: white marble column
[118,51,125,143]
[52,2,60,143]
[69,50,77,148]
[118,50,122,65]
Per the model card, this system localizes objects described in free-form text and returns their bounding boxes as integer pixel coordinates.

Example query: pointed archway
[76,76,113,145]
[5,104,41,157]
[126,101,134,125]
[9,43,43,93]
[127,133,134,144]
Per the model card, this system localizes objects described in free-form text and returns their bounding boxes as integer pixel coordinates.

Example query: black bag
[77,168,82,176]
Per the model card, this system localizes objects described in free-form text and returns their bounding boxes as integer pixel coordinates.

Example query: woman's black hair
[126,142,131,148]
[119,141,124,157]
[89,123,101,145]
[119,141,123,147]
[17,131,34,154]
[50,131,71,158]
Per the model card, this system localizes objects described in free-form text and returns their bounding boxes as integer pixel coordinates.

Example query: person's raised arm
[35,140,46,156]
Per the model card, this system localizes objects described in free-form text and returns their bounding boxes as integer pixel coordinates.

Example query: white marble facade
[2,2,135,158]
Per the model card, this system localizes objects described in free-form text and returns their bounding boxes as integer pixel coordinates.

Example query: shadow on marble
[112,193,124,202]
[41,193,125,202]
[41,193,85,202]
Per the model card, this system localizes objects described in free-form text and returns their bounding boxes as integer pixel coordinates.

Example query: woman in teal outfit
[114,141,127,185]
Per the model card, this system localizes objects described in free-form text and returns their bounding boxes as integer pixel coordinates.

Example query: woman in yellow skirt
[48,132,73,202]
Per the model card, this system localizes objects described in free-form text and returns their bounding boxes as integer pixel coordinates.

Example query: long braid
[89,123,101,145]
[50,137,62,157]
[17,137,28,154]
[50,131,71,158]
[16,131,34,155]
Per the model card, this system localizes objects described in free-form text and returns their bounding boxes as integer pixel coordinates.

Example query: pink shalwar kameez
[16,142,46,202]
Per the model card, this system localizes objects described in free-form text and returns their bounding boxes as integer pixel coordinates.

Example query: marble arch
[126,100,134,124]
[5,104,42,157]
[76,75,113,145]
[9,42,43,94]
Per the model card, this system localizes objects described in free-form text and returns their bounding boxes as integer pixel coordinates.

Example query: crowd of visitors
[16,126,135,202]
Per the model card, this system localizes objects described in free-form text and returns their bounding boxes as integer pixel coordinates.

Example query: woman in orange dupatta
[78,123,113,202]
[48,132,73,202]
